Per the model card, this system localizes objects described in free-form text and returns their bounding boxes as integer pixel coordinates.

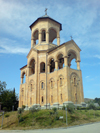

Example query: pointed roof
[29,15,62,30]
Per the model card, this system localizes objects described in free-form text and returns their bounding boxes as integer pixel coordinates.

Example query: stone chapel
[19,13,85,109]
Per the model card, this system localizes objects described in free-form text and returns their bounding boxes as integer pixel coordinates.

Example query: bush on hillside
[67,104,75,113]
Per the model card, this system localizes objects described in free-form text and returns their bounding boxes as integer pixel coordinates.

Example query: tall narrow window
[40,62,45,73]
[42,96,44,103]
[42,30,46,41]
[74,78,76,85]
[50,58,55,73]
[60,78,62,86]
[41,82,44,89]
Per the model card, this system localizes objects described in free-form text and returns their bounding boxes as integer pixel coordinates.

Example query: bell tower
[29,12,62,50]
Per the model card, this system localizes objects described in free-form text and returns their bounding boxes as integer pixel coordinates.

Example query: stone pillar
[31,36,36,48]
[57,32,60,46]
[64,56,68,67]
[21,76,23,84]
[39,31,42,44]
[46,31,49,44]
[76,60,80,70]
[47,63,50,73]
[55,60,58,70]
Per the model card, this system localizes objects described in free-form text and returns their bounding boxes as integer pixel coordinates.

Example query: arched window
[60,78,62,86]
[51,81,53,88]
[42,30,46,41]
[50,58,55,73]
[42,96,44,103]
[29,59,35,75]
[40,62,45,73]
[41,82,44,89]
[58,54,64,69]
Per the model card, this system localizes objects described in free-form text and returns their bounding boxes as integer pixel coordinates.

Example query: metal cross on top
[45,8,48,15]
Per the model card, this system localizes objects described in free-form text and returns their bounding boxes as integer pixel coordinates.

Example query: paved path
[0,122,100,133]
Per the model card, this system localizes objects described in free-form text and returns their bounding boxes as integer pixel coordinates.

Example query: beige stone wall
[19,17,84,108]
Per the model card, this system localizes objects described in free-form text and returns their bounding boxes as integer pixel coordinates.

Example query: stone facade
[19,14,84,109]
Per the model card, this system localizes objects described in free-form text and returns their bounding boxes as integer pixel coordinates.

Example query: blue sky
[0,0,100,99]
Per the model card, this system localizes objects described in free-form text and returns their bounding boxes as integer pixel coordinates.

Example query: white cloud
[94,55,100,59]
[0,38,29,54]
[86,76,89,78]
[0,0,100,55]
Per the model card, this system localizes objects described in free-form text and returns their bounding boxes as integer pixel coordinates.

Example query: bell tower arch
[29,13,62,50]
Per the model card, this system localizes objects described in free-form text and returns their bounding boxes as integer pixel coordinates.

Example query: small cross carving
[45,8,48,15]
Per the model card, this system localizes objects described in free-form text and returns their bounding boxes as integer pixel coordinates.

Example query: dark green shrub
[52,107,57,113]
[5,114,9,118]
[19,117,24,123]
[18,108,24,114]
[67,104,75,113]
[22,105,26,110]
[77,107,81,110]
[80,107,86,110]
[88,103,96,110]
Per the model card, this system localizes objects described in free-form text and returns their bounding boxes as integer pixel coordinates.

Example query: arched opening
[50,58,55,73]
[58,54,64,69]
[42,30,46,41]
[29,59,35,76]
[33,30,39,45]
[40,62,45,73]
[68,50,77,69]
[49,28,57,44]
[22,72,26,84]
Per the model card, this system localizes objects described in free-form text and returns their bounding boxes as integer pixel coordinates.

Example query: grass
[0,109,100,130]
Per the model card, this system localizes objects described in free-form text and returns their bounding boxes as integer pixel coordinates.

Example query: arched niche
[32,29,39,45]
[49,58,55,73]
[40,62,45,73]
[57,54,64,69]
[29,58,35,76]
[22,72,26,84]
[41,30,46,41]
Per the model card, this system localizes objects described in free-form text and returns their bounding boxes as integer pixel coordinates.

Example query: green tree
[94,98,100,106]
[0,81,18,111]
